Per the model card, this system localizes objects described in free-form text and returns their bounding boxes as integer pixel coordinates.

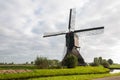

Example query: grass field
[31,73,120,80]
[1,64,120,80]
[0,64,36,70]
[110,64,120,69]
[0,66,110,80]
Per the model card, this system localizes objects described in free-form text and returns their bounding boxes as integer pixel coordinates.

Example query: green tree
[25,62,29,65]
[64,54,78,68]
[107,59,113,65]
[48,60,59,66]
[99,57,103,64]
[31,61,34,64]
[48,59,61,68]
[94,57,100,66]
[102,59,110,68]
[34,56,49,69]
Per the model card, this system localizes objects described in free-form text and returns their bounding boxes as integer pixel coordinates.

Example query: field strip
[93,76,120,80]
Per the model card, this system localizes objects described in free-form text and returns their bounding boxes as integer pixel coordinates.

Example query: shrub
[89,63,97,66]
[102,59,110,68]
[107,59,113,65]
[94,57,100,66]
[34,56,49,69]
[64,54,78,68]
[99,57,103,64]
[48,60,62,69]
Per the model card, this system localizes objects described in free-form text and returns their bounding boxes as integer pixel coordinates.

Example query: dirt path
[0,69,32,74]
[93,76,120,80]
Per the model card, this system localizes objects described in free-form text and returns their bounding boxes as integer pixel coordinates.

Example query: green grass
[0,65,36,70]
[30,73,120,80]
[0,66,109,80]
[110,64,120,69]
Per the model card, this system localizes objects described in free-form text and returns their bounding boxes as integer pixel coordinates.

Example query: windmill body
[43,8,104,66]
[64,32,85,65]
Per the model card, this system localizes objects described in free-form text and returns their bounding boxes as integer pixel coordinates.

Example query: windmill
[43,8,104,66]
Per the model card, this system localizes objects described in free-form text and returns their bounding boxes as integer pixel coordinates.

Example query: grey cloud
[0,0,120,63]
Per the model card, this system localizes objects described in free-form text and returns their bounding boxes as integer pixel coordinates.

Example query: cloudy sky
[0,0,120,64]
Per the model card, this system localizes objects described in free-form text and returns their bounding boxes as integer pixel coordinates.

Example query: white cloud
[0,0,120,63]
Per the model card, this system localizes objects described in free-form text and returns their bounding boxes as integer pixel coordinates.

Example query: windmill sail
[68,8,76,31]
[43,31,67,37]
[74,26,104,36]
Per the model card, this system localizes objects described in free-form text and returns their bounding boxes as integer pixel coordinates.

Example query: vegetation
[34,56,60,69]
[31,73,120,80]
[0,65,36,70]
[94,57,100,66]
[102,59,110,68]
[90,57,114,68]
[35,56,49,69]
[0,56,118,80]
[63,54,78,68]
[110,64,120,69]
[0,66,109,80]
[99,57,103,64]
[108,59,113,65]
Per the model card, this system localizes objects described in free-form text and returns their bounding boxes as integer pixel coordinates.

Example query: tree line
[90,57,113,68]
[34,54,78,69]
[0,55,114,69]
[34,55,114,69]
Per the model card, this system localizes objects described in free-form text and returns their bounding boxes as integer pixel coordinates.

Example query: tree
[34,56,49,69]
[91,57,113,68]
[47,59,61,68]
[99,57,103,64]
[94,57,100,66]
[102,59,110,68]
[9,62,14,65]
[31,61,34,64]
[64,54,78,68]
[107,59,113,65]
[26,62,29,65]
[48,59,59,66]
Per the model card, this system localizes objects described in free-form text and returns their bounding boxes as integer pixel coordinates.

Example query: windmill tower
[43,8,104,66]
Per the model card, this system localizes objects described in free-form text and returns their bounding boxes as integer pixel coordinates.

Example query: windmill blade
[74,26,104,36]
[43,31,67,37]
[68,8,76,31]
